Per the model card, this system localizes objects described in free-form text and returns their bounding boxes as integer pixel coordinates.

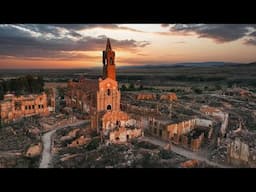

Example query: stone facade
[97,78,120,112]
[0,93,50,124]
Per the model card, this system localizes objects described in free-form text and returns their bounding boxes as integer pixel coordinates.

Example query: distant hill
[246,61,256,66]
[118,61,245,69]
[171,62,242,67]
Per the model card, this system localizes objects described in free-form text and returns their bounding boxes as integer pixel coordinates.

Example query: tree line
[0,75,44,100]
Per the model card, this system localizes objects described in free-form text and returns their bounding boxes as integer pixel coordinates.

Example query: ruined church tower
[103,38,116,81]
[96,39,120,112]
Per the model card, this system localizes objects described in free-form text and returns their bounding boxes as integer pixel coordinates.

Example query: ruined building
[149,118,213,151]
[0,93,52,124]
[65,39,142,143]
[160,93,177,101]
[226,131,256,167]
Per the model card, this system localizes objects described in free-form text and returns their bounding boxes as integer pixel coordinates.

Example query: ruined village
[1,39,256,168]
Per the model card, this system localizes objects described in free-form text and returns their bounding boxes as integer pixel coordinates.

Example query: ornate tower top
[102,38,116,80]
[106,38,112,51]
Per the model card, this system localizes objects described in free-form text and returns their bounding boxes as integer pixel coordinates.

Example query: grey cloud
[0,25,150,59]
[49,24,142,32]
[170,24,256,43]
[249,31,256,37]
[244,38,256,46]
[161,24,169,27]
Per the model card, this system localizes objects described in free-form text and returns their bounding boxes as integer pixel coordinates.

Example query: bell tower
[102,38,116,80]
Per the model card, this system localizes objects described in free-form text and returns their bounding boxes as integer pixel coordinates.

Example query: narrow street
[139,136,232,168]
[39,120,89,168]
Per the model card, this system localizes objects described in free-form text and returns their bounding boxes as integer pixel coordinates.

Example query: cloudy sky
[0,24,256,69]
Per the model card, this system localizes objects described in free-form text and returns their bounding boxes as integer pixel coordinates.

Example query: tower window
[110,57,113,65]
[107,89,111,96]
[107,105,111,110]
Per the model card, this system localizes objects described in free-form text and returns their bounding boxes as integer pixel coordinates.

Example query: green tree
[194,88,203,94]
[215,84,222,90]
[129,83,135,90]
[121,84,127,91]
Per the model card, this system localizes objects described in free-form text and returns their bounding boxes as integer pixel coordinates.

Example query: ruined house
[160,93,177,101]
[109,127,142,143]
[200,105,225,121]
[0,93,51,124]
[200,105,228,136]
[227,132,256,167]
[137,93,156,100]
[149,118,213,151]
[223,88,253,97]
[46,88,56,112]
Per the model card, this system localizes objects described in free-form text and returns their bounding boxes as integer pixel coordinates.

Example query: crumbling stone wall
[223,88,252,97]
[160,93,177,101]
[191,133,204,152]
[137,93,156,100]
[167,119,197,139]
[149,118,211,151]
[109,127,142,143]
[195,118,213,127]
[46,88,56,112]
[102,111,129,132]
[200,105,225,120]
[227,138,249,165]
[65,79,98,113]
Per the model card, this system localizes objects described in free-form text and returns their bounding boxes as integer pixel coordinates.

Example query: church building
[66,38,142,143]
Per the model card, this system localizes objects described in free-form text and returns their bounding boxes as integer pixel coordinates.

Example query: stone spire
[102,38,116,80]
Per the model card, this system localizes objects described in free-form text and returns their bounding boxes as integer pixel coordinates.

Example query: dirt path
[39,120,89,168]
[139,136,232,168]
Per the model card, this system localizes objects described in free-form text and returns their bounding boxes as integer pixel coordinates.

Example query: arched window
[107,89,111,96]
[107,105,111,110]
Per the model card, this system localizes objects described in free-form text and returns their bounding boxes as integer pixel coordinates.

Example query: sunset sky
[0,24,256,69]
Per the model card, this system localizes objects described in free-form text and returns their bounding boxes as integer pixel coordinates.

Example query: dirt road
[139,136,232,168]
[39,120,89,168]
